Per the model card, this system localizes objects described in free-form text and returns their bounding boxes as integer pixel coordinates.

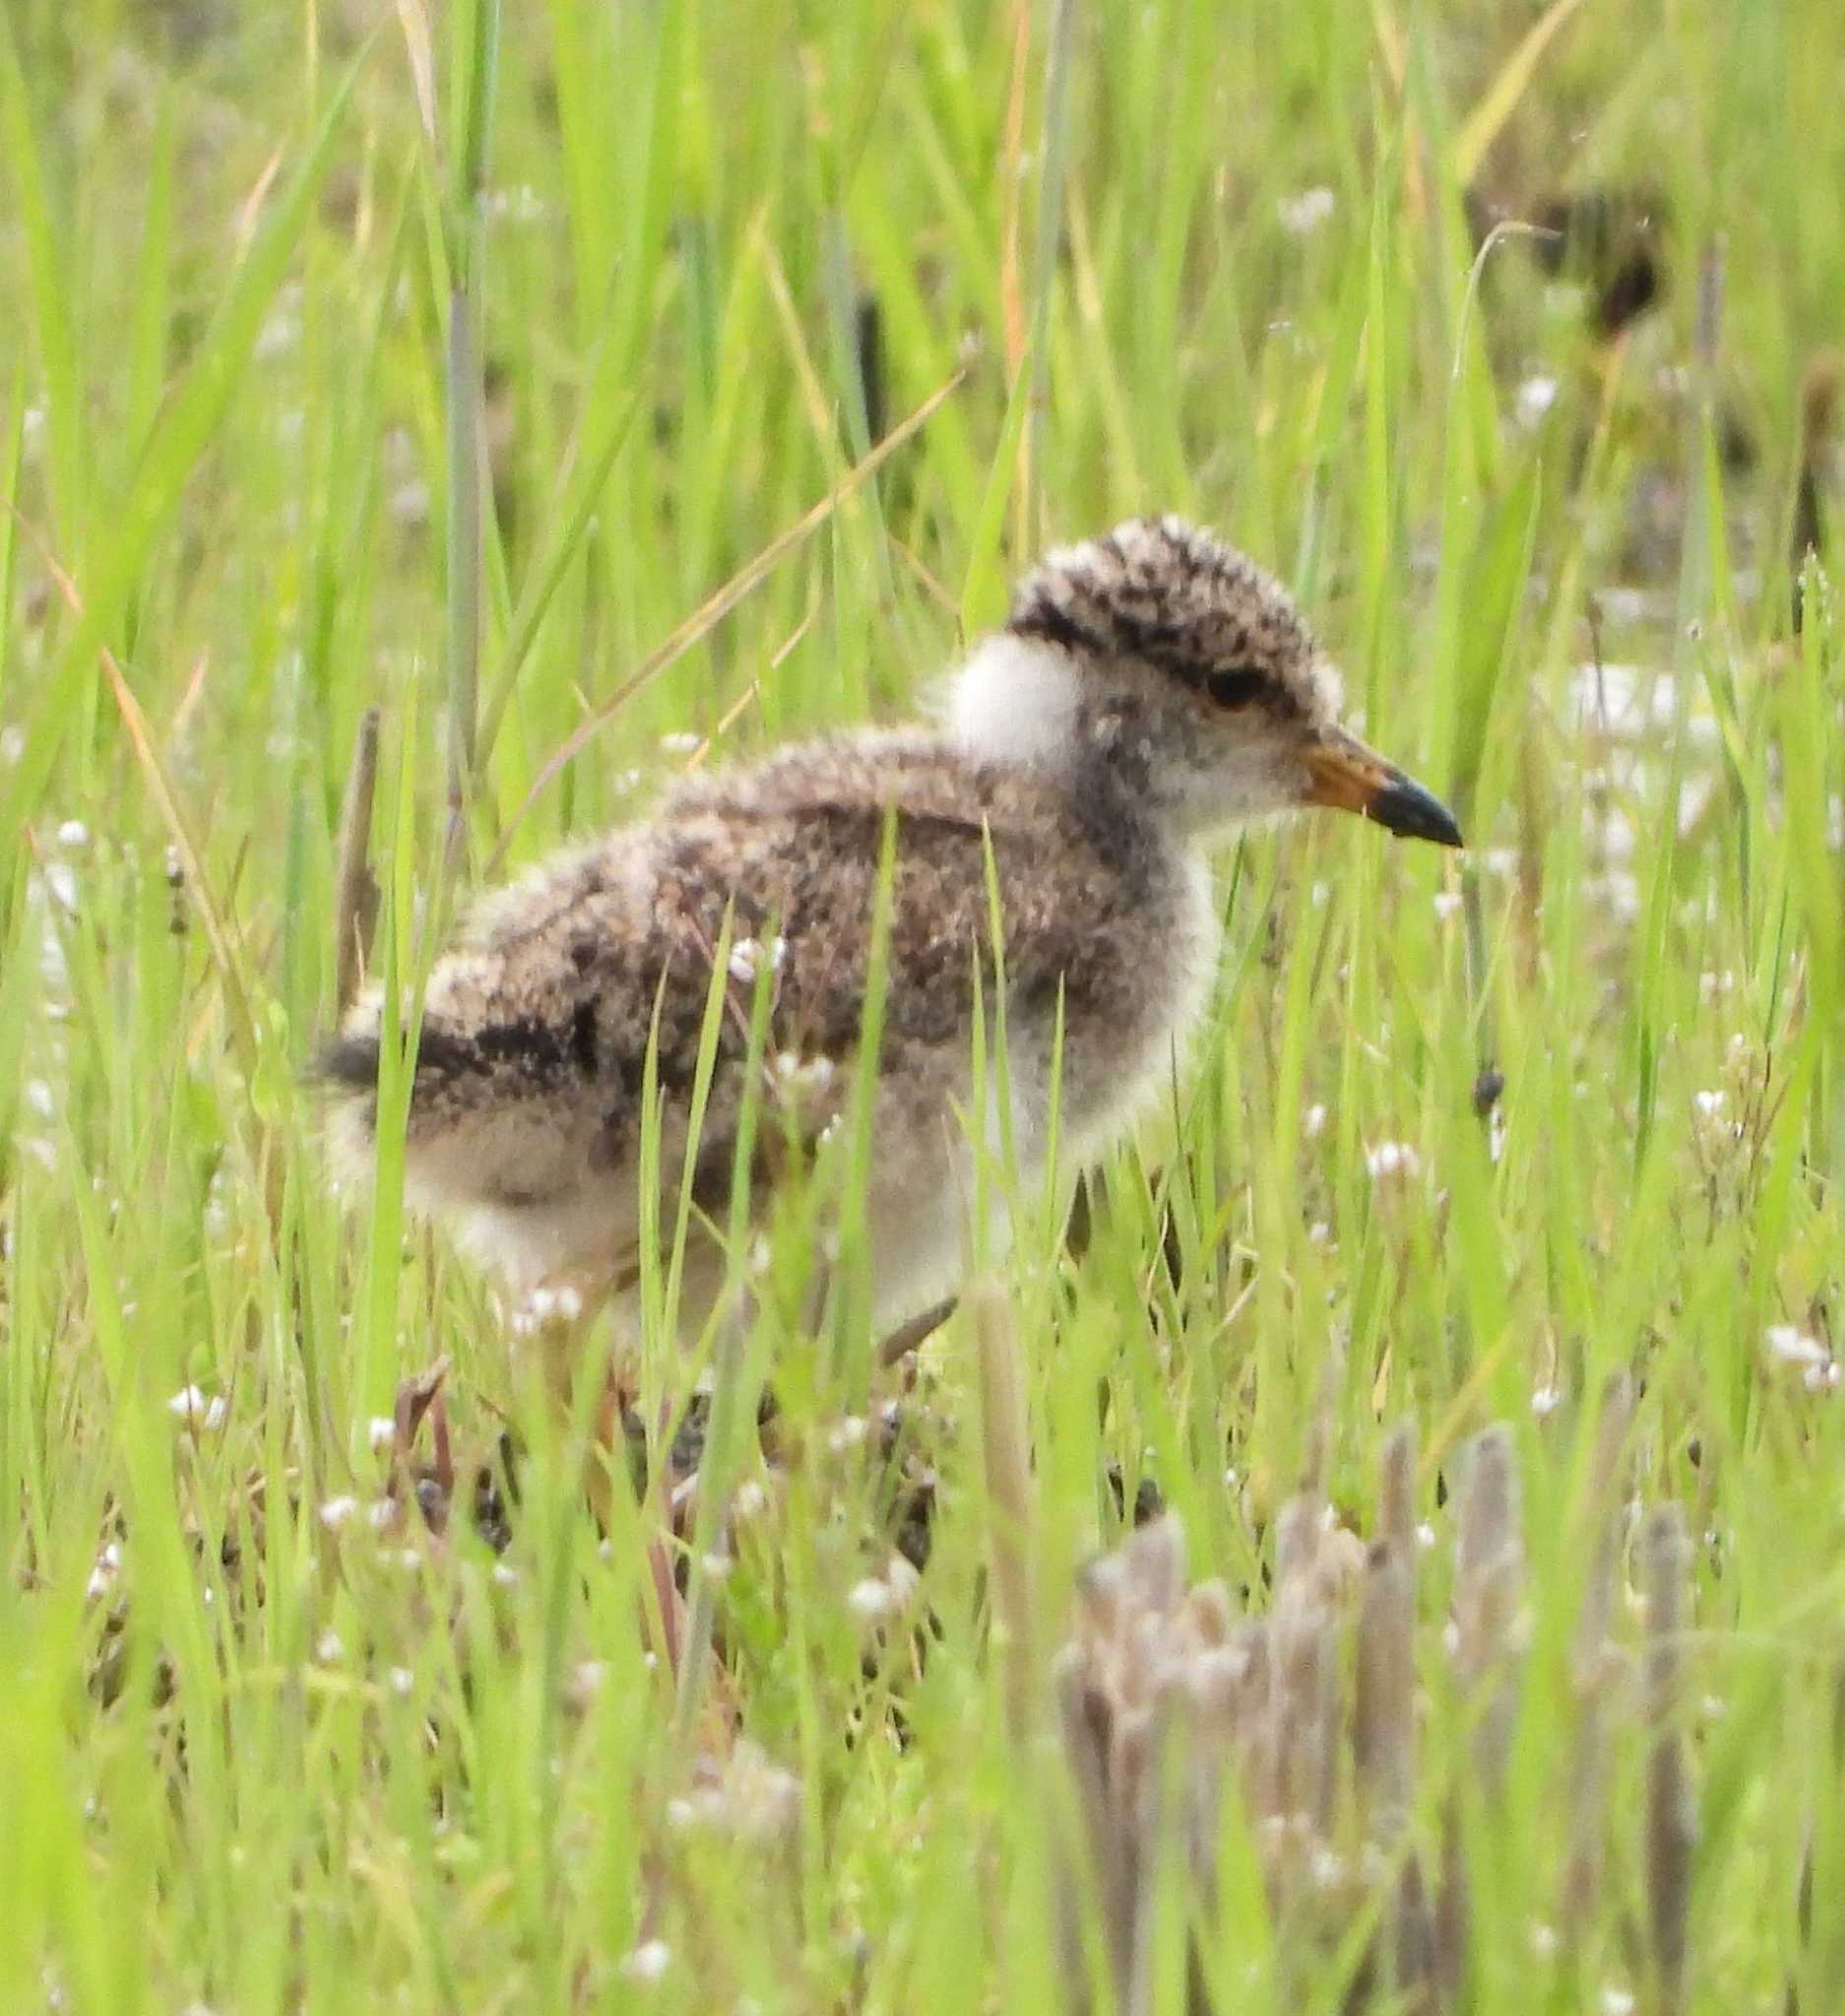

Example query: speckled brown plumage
[321,516,1460,1335]
[1007,516,1322,718]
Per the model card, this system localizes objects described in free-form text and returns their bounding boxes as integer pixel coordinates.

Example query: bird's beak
[1303,729,1464,848]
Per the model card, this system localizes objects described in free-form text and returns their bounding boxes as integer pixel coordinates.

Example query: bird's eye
[1204,665,1264,709]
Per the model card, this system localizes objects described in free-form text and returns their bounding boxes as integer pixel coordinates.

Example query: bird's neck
[945,631,1084,774]
[945,629,1210,863]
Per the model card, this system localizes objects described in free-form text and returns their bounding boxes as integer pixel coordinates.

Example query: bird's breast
[1011,839,1222,1171]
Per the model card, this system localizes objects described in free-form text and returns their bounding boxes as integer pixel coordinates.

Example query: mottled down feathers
[320,517,1446,1324]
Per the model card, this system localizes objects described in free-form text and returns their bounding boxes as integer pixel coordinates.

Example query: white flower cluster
[846,1553,922,1626]
[1764,1325,1840,1393]
[727,934,787,985]
[166,1386,228,1433]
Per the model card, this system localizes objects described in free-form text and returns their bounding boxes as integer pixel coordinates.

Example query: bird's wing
[325,732,1142,1303]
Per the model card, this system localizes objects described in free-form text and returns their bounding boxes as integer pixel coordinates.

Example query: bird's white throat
[946,631,1082,770]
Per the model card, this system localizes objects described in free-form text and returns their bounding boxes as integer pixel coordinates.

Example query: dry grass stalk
[1433,1425,1529,2001]
[1449,1425,1528,1793]
[1357,1423,1434,2004]
[1050,1407,1701,2011]
[1643,1502,1695,2014]
[1356,1422,1418,1829]
[331,704,381,1014]
[1053,1514,1250,2014]
[1563,1376,1636,1938]
[1051,1496,1373,2012]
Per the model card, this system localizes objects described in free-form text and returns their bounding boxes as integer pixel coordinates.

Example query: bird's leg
[877,1294,959,1366]
[509,1273,633,1532]
[513,1274,709,1697]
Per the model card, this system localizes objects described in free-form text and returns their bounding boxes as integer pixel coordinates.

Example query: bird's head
[949,515,1462,850]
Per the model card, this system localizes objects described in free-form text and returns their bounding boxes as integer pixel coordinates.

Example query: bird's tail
[314,993,600,1214]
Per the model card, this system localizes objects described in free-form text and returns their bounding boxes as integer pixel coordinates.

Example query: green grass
[3,0,1845,2007]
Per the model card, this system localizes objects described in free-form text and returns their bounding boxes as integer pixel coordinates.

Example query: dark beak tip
[1369,776,1465,850]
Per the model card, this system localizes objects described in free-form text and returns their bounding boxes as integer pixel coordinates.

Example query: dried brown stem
[1563,1375,1635,1938]
[1643,1503,1695,2015]
[331,705,381,1014]
[1450,1425,1526,1795]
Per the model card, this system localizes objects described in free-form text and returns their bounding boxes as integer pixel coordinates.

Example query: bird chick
[321,517,1460,1339]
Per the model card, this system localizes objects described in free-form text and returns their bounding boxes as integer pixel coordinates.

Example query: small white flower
[1691,1089,1725,1120]
[1515,374,1559,427]
[367,1417,397,1453]
[1303,1102,1328,1141]
[770,1050,836,1101]
[827,1417,869,1454]
[56,819,89,849]
[1804,1361,1841,1395]
[732,1479,768,1521]
[1600,1988,1636,2016]
[366,1498,398,1532]
[1531,1385,1561,1419]
[1365,1141,1422,1184]
[728,938,764,983]
[491,1561,519,1589]
[1765,1325,1828,1368]
[254,301,300,362]
[166,1386,226,1432]
[1589,870,1641,922]
[660,730,703,756]
[847,1577,896,1624]
[618,1939,672,1984]
[1528,1920,1559,1959]
[318,1495,360,1532]
[483,184,546,223]
[315,1631,345,1664]
[1432,890,1463,921]
[1306,1220,1332,1247]
[1416,1522,1436,1550]
[86,1542,122,1602]
[387,1667,414,1697]
[388,480,430,527]
[1277,186,1335,235]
